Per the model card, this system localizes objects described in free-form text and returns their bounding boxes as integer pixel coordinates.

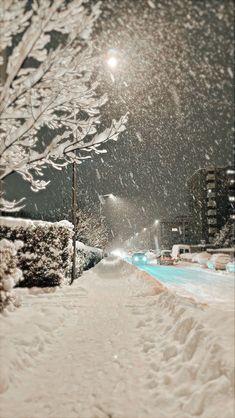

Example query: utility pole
[71,161,77,284]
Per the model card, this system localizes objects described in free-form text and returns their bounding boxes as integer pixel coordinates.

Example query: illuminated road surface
[131,262,234,310]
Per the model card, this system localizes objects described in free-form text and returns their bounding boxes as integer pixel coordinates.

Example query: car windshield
[133,253,145,257]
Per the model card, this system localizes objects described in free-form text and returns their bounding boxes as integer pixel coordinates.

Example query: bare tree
[213,220,234,248]
[0,0,127,211]
[75,208,109,249]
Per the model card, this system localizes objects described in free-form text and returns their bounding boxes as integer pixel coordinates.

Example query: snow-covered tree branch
[0,0,128,210]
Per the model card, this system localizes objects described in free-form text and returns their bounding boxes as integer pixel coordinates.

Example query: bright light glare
[154,219,159,224]
[111,249,125,258]
[107,56,118,69]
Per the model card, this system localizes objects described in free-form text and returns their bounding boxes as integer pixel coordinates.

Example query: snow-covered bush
[0,239,23,311]
[0,217,73,287]
[76,241,103,277]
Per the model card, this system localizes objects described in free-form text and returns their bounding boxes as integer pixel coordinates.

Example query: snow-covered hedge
[0,239,23,311]
[0,217,73,287]
[76,241,103,277]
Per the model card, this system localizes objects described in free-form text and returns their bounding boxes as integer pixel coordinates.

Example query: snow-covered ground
[0,257,234,418]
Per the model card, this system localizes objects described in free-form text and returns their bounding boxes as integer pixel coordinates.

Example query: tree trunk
[71,162,77,284]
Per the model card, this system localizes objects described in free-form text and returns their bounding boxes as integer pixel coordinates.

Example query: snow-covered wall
[0,217,73,287]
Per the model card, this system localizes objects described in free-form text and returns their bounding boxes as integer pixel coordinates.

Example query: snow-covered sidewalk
[0,257,234,418]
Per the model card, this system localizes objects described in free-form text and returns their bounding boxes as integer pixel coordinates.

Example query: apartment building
[188,166,235,243]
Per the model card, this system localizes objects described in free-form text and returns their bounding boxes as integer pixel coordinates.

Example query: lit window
[172,228,178,232]
[227,169,235,175]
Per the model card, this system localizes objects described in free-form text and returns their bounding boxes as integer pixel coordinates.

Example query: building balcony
[207,218,217,225]
[207,182,215,189]
[207,191,216,198]
[207,209,217,216]
[207,200,216,208]
[208,227,217,235]
[206,174,215,181]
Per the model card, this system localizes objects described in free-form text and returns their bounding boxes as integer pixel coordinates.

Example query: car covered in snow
[192,252,211,267]
[132,252,147,265]
[145,250,158,264]
[158,250,174,265]
[226,260,235,273]
[207,253,231,270]
[171,244,191,260]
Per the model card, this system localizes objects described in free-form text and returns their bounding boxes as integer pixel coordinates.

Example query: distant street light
[154,219,159,225]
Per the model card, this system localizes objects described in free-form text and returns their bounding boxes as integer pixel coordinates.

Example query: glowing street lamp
[107,56,118,69]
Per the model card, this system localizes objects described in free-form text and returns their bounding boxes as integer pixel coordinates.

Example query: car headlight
[143,256,147,261]
[134,256,139,261]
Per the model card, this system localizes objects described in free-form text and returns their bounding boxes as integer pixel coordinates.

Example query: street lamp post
[70,51,120,285]
[71,161,77,284]
[153,219,160,252]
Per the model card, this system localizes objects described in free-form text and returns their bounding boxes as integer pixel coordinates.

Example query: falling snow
[4,0,233,241]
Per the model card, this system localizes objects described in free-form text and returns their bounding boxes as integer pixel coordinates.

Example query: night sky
[6,0,234,241]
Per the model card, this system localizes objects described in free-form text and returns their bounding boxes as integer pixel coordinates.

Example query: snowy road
[130,262,234,310]
[0,257,234,418]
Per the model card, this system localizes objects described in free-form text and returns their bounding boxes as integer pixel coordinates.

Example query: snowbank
[0,217,73,287]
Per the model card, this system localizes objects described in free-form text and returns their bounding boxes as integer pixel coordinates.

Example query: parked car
[159,250,174,265]
[207,253,231,270]
[145,250,157,264]
[226,260,235,273]
[132,252,147,265]
[171,245,191,260]
[180,252,196,262]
